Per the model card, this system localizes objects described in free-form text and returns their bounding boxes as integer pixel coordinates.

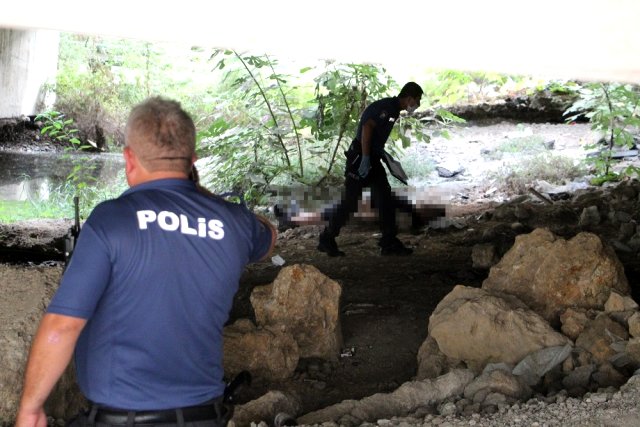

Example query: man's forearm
[255,214,277,260]
[361,119,376,156]
[17,314,86,423]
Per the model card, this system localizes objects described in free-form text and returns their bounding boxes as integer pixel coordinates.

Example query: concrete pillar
[0,28,59,118]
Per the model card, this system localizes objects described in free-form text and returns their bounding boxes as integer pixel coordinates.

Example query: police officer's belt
[92,401,226,424]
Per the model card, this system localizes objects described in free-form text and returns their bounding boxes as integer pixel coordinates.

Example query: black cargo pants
[325,150,397,244]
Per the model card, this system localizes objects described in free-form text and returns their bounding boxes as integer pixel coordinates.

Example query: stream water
[0,151,124,201]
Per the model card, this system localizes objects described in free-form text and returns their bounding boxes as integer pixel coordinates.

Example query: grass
[482,134,548,160]
[489,153,586,194]
[0,200,70,222]
[400,155,437,182]
[0,173,128,223]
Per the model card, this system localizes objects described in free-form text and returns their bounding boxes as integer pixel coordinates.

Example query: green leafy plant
[35,111,83,150]
[308,62,401,183]
[196,55,444,204]
[565,83,640,184]
[197,50,308,204]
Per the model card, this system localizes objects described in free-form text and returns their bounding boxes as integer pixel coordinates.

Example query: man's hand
[358,155,371,178]
[15,407,47,427]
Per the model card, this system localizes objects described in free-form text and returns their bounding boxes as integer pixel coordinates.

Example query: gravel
[347,376,640,427]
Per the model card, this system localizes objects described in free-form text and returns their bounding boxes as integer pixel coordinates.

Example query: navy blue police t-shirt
[47,179,272,410]
[355,96,401,156]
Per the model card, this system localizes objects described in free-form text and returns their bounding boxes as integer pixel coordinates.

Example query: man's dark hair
[399,82,423,98]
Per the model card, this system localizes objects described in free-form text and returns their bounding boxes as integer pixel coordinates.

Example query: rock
[482,229,630,325]
[231,391,302,427]
[223,319,299,381]
[560,307,592,340]
[482,363,514,375]
[463,369,532,402]
[618,222,637,241]
[610,181,639,201]
[512,344,573,386]
[610,240,634,253]
[575,314,629,364]
[579,206,601,227]
[437,401,457,416]
[610,211,633,224]
[436,164,464,178]
[251,264,343,361]
[416,336,462,380]
[428,286,570,370]
[627,233,640,251]
[483,392,509,406]
[492,205,516,221]
[604,291,639,312]
[513,204,532,220]
[609,310,636,326]
[628,312,640,338]
[297,369,475,425]
[562,364,595,390]
[471,243,499,270]
[592,362,627,388]
[625,338,640,368]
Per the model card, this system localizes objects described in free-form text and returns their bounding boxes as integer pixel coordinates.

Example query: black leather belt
[93,402,224,425]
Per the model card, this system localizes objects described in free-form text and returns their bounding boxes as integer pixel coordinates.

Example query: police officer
[16,97,276,427]
[318,82,423,256]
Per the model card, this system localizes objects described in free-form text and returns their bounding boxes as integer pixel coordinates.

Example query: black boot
[379,236,413,256]
[410,214,426,235]
[317,228,345,257]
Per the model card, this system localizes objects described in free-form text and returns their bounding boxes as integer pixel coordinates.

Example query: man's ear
[123,146,139,185]
[123,146,134,174]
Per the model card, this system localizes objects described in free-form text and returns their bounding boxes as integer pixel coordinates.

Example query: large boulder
[482,229,629,325]
[223,319,299,381]
[250,264,343,361]
[428,285,570,371]
[0,264,85,424]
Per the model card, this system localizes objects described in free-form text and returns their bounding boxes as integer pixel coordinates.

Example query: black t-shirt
[355,96,400,155]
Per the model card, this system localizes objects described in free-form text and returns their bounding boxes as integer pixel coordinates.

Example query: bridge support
[0,28,59,118]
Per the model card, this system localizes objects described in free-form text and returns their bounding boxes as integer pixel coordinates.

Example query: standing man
[318,82,423,256]
[16,97,276,427]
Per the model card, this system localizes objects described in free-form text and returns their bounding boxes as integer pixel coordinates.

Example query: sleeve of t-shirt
[361,101,386,128]
[245,208,273,263]
[47,222,112,319]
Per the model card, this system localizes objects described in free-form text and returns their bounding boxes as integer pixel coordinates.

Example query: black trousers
[325,156,397,243]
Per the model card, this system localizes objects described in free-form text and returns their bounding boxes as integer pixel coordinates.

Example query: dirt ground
[233,220,487,413]
[4,119,640,417]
